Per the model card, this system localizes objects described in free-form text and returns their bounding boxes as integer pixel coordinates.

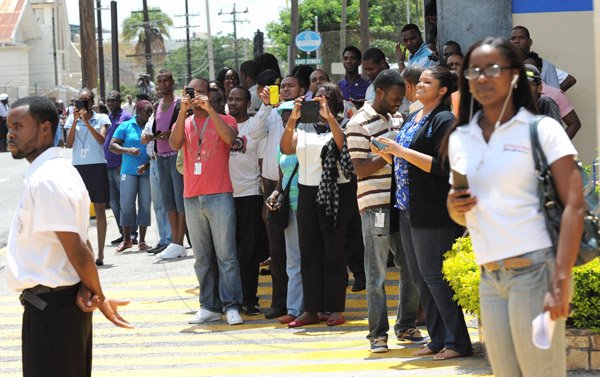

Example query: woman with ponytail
[376,65,473,360]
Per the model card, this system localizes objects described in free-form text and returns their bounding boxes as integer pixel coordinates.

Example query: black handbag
[267,163,299,230]
[530,115,600,266]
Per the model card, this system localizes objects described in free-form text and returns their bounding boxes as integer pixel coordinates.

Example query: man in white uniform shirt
[6,96,132,377]
[248,72,305,319]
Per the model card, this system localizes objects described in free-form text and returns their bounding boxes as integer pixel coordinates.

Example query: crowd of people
[5,20,585,377]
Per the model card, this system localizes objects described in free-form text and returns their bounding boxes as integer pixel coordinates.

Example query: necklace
[160,99,173,112]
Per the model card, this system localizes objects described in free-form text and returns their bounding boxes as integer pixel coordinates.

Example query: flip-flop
[115,240,132,253]
[138,242,151,251]
[432,348,463,361]
[412,345,436,356]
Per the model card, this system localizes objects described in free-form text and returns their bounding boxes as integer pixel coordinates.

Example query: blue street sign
[295,30,322,53]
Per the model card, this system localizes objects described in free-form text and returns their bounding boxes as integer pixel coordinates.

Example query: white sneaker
[226,309,244,325]
[157,243,187,260]
[188,308,221,324]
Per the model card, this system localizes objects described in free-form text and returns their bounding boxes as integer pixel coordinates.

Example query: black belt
[19,284,78,311]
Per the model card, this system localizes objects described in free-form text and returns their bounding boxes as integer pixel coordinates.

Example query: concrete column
[436,0,512,54]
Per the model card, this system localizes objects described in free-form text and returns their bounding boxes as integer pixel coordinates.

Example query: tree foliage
[121,8,174,71]
[266,0,422,66]
[121,8,173,42]
[163,34,252,89]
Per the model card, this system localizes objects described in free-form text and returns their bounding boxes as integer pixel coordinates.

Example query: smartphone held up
[300,100,320,123]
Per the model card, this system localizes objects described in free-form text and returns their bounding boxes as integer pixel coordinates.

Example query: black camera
[74,99,89,110]
[185,87,195,98]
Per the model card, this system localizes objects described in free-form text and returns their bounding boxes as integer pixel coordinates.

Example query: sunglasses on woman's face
[463,64,514,81]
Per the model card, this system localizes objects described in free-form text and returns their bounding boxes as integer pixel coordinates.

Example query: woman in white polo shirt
[280,83,357,328]
[446,37,584,377]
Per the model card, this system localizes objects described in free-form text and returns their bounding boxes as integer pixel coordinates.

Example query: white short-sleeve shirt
[229,118,264,197]
[448,108,577,265]
[6,148,90,292]
[296,124,350,186]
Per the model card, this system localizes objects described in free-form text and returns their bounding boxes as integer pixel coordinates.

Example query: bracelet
[285,127,294,132]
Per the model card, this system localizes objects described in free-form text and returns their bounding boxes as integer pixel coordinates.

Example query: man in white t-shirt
[6,96,132,377]
[228,86,267,316]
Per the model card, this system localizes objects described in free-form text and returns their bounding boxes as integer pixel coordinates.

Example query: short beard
[11,140,40,160]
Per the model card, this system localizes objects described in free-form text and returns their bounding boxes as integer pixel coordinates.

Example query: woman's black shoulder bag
[530,115,600,265]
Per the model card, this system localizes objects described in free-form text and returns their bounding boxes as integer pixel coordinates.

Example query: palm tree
[121,8,174,69]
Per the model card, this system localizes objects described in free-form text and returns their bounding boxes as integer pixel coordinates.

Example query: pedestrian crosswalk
[0,267,491,376]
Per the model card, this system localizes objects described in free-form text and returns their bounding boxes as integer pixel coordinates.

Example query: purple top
[155,97,178,154]
[338,77,370,101]
[104,108,133,168]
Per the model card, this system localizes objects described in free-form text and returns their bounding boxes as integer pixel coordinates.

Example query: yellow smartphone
[269,85,279,105]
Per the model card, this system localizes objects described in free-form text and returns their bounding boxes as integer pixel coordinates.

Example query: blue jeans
[120,174,151,227]
[107,167,122,232]
[480,248,566,377]
[398,210,472,355]
[184,193,242,313]
[362,208,419,339]
[157,154,184,213]
[284,209,303,317]
[150,159,171,245]
[392,231,420,334]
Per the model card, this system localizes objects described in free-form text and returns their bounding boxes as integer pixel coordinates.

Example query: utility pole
[175,0,200,83]
[205,0,215,80]
[184,0,192,83]
[142,0,154,80]
[340,0,347,58]
[218,3,248,69]
[110,1,119,91]
[51,4,58,86]
[96,0,106,100]
[289,0,298,73]
[359,0,370,53]
[79,0,98,90]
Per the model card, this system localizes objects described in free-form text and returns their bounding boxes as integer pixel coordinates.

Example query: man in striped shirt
[347,69,423,353]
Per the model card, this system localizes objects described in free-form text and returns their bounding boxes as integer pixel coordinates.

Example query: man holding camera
[227,86,267,316]
[169,78,244,325]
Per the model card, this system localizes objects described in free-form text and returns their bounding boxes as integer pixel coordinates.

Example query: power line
[218,3,248,69]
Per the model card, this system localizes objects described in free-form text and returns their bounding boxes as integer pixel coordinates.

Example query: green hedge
[442,236,600,330]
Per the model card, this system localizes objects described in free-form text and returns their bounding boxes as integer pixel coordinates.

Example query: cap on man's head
[0,93,8,101]
[276,100,295,115]
[524,64,542,84]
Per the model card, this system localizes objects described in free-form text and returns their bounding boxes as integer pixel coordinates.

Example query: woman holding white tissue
[445,37,584,377]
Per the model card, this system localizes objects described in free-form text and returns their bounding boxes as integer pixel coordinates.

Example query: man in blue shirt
[338,46,370,107]
[105,91,133,247]
[396,24,437,72]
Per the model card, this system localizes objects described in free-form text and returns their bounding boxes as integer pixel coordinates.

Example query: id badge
[194,162,202,175]
[375,212,385,228]
[121,174,126,181]
[80,148,88,158]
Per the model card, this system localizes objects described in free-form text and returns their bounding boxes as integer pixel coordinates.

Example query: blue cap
[276,100,295,115]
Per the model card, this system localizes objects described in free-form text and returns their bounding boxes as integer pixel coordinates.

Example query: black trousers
[22,284,92,377]
[297,182,355,313]
[234,195,264,306]
[345,208,366,281]
[263,179,288,310]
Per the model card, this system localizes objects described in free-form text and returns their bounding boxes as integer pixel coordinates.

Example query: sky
[64,0,288,41]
